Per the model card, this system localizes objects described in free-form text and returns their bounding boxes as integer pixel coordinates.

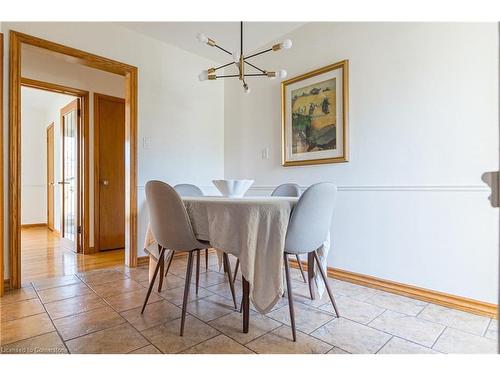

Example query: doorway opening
[8,31,138,290]
[20,82,125,282]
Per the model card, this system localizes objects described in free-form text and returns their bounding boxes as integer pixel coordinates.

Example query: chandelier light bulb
[198,70,209,81]
[197,33,209,45]
[280,39,292,49]
[278,69,287,79]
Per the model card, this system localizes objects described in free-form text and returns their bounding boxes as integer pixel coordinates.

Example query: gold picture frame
[281,59,349,167]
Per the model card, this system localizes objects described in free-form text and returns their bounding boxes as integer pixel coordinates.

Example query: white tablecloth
[144,196,329,313]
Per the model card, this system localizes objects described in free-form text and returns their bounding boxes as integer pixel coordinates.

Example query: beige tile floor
[1,253,498,354]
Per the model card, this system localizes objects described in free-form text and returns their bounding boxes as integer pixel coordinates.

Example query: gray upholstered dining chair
[152,183,207,294]
[154,183,208,295]
[271,183,301,198]
[273,183,306,283]
[174,183,204,197]
[232,183,305,283]
[282,182,340,341]
[141,181,237,336]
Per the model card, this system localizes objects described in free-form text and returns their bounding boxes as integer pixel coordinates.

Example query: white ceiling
[120,22,306,63]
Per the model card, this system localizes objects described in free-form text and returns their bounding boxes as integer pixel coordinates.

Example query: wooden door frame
[93,92,126,253]
[46,122,55,232]
[9,31,138,289]
[60,99,82,253]
[1,32,4,296]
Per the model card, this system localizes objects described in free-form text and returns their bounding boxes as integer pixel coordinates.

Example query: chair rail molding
[137,184,488,192]
[248,184,489,192]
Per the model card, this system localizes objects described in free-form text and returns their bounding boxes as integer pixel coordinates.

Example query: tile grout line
[374,335,394,354]
[38,290,96,305]
[415,312,492,338]
[140,259,283,353]
[0,314,66,349]
[308,312,441,352]
[0,298,48,323]
[6,260,496,354]
[364,309,447,350]
[481,318,492,337]
[30,281,71,354]
[203,307,300,350]
[365,308,388,326]
[74,271,166,354]
[129,343,156,354]
[239,323,286,351]
[77,266,236,354]
[430,326,447,350]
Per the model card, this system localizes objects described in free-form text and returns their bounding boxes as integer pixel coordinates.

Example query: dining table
[143,195,330,333]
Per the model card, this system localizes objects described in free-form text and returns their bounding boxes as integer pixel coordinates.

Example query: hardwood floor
[21,227,124,283]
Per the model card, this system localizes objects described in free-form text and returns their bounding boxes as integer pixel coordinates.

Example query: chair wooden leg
[205,248,209,269]
[223,253,238,309]
[232,259,240,284]
[242,277,250,333]
[295,254,307,283]
[313,251,340,317]
[307,252,316,300]
[283,252,297,342]
[164,250,175,276]
[180,251,195,336]
[141,247,166,314]
[158,253,165,292]
[196,250,200,294]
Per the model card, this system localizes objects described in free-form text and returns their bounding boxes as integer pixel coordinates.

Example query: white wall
[224,23,499,303]
[2,22,225,277]
[20,102,49,224]
[2,22,497,305]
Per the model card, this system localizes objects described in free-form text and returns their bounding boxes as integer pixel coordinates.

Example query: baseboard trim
[137,256,149,267]
[3,279,11,292]
[20,223,47,229]
[289,259,498,319]
[139,248,216,265]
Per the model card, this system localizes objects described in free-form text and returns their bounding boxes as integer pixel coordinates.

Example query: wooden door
[94,93,125,251]
[60,99,81,252]
[46,123,55,231]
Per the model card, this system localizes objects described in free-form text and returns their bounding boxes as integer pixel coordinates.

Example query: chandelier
[197,22,292,94]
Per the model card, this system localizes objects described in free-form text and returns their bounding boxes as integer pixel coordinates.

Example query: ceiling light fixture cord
[196,21,292,93]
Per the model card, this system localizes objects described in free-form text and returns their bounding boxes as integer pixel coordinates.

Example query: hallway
[21,227,124,283]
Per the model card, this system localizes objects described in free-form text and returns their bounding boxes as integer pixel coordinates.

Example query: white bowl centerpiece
[212,179,254,198]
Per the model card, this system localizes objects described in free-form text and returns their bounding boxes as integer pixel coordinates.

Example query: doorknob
[102,180,109,186]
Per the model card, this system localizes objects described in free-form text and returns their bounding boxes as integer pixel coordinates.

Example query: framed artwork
[281,59,349,166]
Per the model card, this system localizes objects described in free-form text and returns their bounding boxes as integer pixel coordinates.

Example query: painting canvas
[282,60,349,166]
[291,78,336,154]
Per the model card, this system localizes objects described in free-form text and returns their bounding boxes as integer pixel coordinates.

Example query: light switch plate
[143,137,152,150]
